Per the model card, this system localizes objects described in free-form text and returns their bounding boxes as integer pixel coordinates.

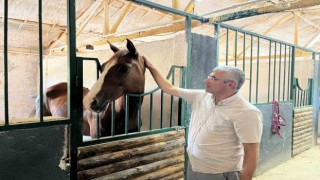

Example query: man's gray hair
[213,66,245,90]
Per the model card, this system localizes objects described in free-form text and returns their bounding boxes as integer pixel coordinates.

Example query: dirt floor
[254,138,320,180]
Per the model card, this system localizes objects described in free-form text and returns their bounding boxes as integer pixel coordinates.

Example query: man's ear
[228,81,237,89]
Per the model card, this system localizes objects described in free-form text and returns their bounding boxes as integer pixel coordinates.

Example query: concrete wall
[0,126,69,179]
[0,54,38,122]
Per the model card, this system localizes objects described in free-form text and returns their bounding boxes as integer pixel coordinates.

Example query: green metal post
[38,0,44,122]
[4,0,9,125]
[214,24,220,65]
[290,46,296,101]
[68,0,78,178]
[312,52,319,145]
[184,15,192,180]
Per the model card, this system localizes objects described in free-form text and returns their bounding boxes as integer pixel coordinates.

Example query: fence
[215,23,316,107]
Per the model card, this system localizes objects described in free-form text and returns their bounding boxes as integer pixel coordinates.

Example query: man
[143,56,263,180]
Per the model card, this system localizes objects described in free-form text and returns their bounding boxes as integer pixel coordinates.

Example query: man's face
[204,70,229,95]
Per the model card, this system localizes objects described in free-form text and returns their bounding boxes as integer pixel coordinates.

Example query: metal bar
[170,69,175,127]
[38,0,44,123]
[214,24,220,65]
[226,28,229,65]
[278,43,282,101]
[149,93,153,130]
[218,23,317,53]
[249,34,253,102]
[111,101,115,136]
[125,95,129,134]
[287,47,292,100]
[290,46,296,100]
[235,30,238,67]
[267,40,272,102]
[185,16,192,180]
[68,0,78,177]
[96,113,100,138]
[243,32,246,72]
[296,89,300,107]
[283,45,287,101]
[273,42,277,100]
[0,119,71,131]
[131,0,208,22]
[255,36,260,103]
[138,96,142,131]
[4,0,9,125]
[312,52,319,145]
[160,91,164,129]
[309,78,313,105]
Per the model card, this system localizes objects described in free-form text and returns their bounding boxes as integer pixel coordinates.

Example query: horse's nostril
[90,99,98,110]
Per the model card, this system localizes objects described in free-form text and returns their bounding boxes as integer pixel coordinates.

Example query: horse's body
[36,39,146,138]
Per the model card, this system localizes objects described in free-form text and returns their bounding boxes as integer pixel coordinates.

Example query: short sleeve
[177,89,205,104]
[233,110,263,143]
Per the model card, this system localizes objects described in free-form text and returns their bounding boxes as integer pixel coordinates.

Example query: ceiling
[1,0,320,56]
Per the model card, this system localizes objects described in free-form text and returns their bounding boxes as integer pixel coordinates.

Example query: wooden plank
[77,148,184,179]
[78,130,185,159]
[159,171,184,180]
[132,163,184,180]
[77,138,185,170]
[293,128,312,136]
[93,155,184,180]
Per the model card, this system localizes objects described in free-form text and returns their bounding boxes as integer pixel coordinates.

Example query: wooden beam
[184,0,195,13]
[0,46,43,56]
[110,2,132,34]
[103,0,110,35]
[294,13,299,45]
[172,0,180,20]
[88,20,201,46]
[236,13,293,58]
[0,17,65,32]
[209,0,320,23]
[304,33,320,48]
[47,0,103,52]
[76,1,104,37]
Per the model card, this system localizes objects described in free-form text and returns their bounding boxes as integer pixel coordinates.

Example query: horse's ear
[126,39,138,56]
[108,41,120,53]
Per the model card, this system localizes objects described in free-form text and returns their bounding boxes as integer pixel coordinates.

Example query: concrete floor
[254,139,320,180]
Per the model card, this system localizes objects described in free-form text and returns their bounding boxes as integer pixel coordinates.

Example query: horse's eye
[118,66,129,73]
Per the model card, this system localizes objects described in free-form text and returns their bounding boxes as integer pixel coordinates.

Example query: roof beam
[184,0,195,13]
[209,0,320,23]
[294,13,299,45]
[110,2,132,33]
[236,13,293,58]
[46,0,104,52]
[172,0,180,20]
[103,0,110,35]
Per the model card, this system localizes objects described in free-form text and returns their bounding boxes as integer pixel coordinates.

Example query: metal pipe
[256,36,260,103]
[4,0,9,125]
[278,43,282,101]
[38,0,44,122]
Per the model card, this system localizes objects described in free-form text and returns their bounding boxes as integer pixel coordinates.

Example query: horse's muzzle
[90,99,108,112]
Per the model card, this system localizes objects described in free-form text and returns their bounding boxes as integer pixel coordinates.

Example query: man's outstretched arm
[143,56,180,97]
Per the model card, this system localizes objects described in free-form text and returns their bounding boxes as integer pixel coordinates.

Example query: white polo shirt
[178,89,263,174]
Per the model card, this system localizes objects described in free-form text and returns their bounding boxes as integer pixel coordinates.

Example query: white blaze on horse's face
[83,39,145,112]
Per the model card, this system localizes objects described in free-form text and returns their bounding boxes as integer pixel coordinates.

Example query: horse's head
[83,39,146,112]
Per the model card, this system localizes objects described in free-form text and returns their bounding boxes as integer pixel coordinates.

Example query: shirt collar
[211,92,240,106]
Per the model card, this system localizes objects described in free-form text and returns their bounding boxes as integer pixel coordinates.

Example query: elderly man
[143,56,263,180]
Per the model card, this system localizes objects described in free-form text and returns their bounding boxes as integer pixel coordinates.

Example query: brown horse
[36,39,146,138]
